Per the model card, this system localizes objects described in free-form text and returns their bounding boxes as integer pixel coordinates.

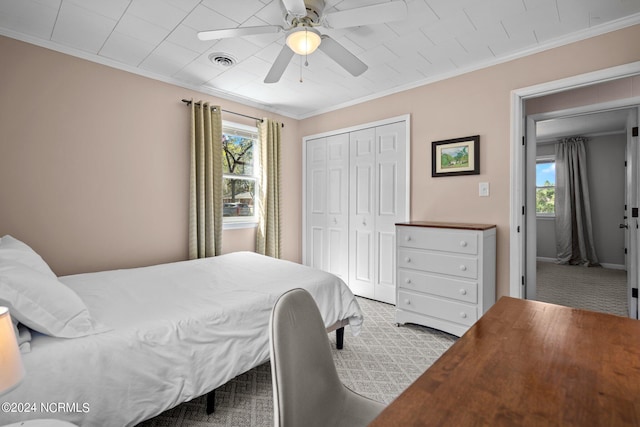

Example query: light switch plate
[479,182,490,197]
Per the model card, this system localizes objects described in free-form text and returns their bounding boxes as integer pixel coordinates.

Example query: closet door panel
[310,226,324,270]
[326,133,349,280]
[306,138,327,270]
[374,122,407,303]
[349,128,376,299]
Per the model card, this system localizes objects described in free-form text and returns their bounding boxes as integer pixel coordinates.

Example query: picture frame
[432,135,480,177]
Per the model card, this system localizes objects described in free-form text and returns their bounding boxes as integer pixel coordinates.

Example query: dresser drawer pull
[460,312,467,319]
[459,265,467,271]
[405,235,412,242]
[405,278,412,284]
[405,299,411,305]
[405,257,411,263]
[460,240,468,247]
[459,289,467,295]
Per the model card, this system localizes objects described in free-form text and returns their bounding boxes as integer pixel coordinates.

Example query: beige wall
[1,25,639,297]
[0,36,300,276]
[297,25,640,298]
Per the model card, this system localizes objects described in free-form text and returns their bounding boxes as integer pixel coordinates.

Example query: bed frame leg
[206,390,215,414]
[336,327,344,350]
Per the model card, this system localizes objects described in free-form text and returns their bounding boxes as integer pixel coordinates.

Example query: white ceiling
[1,0,640,119]
[536,108,634,141]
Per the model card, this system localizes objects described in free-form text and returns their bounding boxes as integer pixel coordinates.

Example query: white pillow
[12,317,31,353]
[0,263,108,338]
[0,235,57,278]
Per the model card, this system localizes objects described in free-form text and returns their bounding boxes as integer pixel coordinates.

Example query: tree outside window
[536,158,555,216]
[222,123,259,223]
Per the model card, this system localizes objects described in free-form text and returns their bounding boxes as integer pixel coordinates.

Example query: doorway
[525,107,634,317]
[509,61,640,319]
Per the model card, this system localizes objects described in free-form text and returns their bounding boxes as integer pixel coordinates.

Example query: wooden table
[370,297,640,426]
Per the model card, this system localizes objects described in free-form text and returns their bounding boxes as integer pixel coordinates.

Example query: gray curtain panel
[256,119,282,258]
[554,137,599,266]
[188,101,223,259]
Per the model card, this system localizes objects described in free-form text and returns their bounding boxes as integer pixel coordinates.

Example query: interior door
[325,133,349,282]
[305,137,327,270]
[525,116,538,300]
[629,109,640,318]
[374,122,407,304]
[349,127,376,299]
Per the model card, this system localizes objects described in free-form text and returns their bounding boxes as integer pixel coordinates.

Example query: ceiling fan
[197,0,408,83]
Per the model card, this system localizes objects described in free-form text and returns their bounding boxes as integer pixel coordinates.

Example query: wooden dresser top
[396,221,496,231]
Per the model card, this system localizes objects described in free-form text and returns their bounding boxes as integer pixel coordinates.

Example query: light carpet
[137,297,456,427]
[535,261,627,317]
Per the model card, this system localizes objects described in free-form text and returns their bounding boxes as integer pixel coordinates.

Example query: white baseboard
[600,263,626,271]
[537,257,626,271]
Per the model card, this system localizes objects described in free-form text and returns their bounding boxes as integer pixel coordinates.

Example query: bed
[0,236,363,427]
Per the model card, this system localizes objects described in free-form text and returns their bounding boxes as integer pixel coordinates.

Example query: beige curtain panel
[256,118,282,258]
[189,100,223,259]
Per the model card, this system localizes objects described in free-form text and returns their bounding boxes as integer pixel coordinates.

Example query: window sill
[223,221,258,230]
[536,215,556,220]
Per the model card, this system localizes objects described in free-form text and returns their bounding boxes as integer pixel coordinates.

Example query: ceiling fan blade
[324,1,408,29]
[198,25,283,41]
[282,0,307,17]
[264,45,295,83]
[318,35,367,77]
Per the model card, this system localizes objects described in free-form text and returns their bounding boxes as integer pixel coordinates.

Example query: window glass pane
[536,160,555,214]
[535,161,555,186]
[223,178,255,217]
[222,132,254,176]
[536,187,555,214]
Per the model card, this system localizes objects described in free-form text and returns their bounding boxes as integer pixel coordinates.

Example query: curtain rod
[181,99,284,127]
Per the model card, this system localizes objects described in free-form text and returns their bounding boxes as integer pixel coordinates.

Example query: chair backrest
[269,288,345,427]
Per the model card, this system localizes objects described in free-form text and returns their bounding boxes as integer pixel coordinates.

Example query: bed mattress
[1,252,363,427]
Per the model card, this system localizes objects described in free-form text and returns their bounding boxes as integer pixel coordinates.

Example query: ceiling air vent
[208,53,237,67]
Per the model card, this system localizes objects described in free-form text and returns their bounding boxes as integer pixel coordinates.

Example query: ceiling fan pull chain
[299,54,303,83]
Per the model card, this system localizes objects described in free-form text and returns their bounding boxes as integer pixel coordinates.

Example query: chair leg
[336,327,344,350]
[206,389,215,414]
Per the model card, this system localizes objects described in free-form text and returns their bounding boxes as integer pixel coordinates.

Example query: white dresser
[395,221,496,337]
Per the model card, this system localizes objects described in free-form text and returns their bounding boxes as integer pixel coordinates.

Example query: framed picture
[432,135,480,177]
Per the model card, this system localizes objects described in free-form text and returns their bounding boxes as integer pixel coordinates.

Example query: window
[222,122,259,226]
[536,157,555,216]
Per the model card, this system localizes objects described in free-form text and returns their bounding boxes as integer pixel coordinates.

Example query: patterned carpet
[137,297,456,427]
[535,262,627,316]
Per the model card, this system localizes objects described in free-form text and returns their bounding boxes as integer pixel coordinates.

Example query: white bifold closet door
[305,133,350,282]
[349,122,407,304]
[304,118,408,304]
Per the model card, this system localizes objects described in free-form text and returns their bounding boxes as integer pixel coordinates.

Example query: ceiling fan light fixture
[286,27,321,55]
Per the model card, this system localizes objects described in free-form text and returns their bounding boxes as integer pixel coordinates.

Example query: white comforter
[1,252,363,427]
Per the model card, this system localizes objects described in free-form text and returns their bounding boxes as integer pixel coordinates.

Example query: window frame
[222,121,260,229]
[535,155,556,218]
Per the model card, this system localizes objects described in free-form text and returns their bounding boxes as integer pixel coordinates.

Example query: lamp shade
[286,27,321,55]
[0,307,25,395]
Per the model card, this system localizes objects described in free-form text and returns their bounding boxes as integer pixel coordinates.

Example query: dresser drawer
[398,248,478,279]
[397,226,478,255]
[398,290,478,326]
[398,269,478,304]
